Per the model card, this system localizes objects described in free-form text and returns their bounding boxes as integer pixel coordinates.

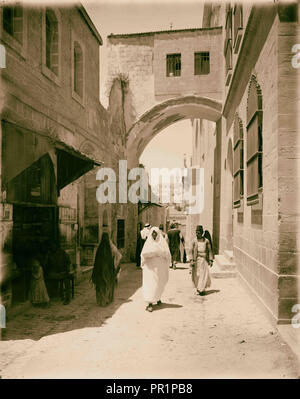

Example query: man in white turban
[140,222,151,240]
[141,226,171,312]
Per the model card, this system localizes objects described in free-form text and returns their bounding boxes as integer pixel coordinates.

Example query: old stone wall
[0,5,135,308]
[106,28,223,132]
[232,17,281,323]
[154,29,222,103]
[186,118,216,252]
[277,21,300,322]
[106,34,155,128]
[138,205,168,232]
[1,6,107,152]
[219,118,234,254]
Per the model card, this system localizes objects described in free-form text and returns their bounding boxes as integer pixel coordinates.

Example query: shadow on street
[2,263,142,342]
[203,289,220,296]
[152,303,183,312]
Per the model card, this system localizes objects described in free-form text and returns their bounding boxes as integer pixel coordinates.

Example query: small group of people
[136,222,186,270]
[26,220,214,312]
[27,242,73,307]
[136,222,214,312]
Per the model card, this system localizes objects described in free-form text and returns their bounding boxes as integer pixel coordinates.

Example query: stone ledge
[210,262,237,279]
[214,254,236,271]
[277,325,300,376]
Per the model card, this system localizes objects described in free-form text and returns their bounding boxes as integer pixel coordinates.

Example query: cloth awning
[56,148,97,190]
[2,120,102,194]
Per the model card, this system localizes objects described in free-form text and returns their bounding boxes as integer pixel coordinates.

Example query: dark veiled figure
[92,232,116,306]
[204,230,214,259]
[167,223,181,267]
[135,222,143,268]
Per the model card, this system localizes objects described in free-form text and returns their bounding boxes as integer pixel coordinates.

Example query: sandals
[146,304,153,312]
[157,300,162,306]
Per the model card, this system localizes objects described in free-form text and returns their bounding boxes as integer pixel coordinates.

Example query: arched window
[45,8,59,75]
[2,4,23,43]
[246,75,263,205]
[74,41,83,97]
[233,114,244,207]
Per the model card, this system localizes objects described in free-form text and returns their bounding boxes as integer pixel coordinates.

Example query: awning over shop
[2,120,102,199]
[2,121,52,188]
[56,146,100,190]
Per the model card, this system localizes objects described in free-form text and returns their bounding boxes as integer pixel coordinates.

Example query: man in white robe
[141,226,171,312]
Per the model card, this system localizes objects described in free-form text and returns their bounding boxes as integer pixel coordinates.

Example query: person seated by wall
[45,242,72,305]
[28,257,49,307]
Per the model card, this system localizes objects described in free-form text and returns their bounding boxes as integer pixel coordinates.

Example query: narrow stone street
[0,264,299,379]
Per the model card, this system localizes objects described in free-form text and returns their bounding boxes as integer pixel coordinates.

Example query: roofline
[77,4,103,45]
[108,26,222,39]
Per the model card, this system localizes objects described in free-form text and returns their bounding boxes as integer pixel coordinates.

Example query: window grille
[194,52,210,75]
[166,53,181,77]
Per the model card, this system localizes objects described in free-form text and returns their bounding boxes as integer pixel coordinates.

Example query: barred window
[117,219,125,249]
[194,52,210,75]
[233,115,244,207]
[246,76,263,205]
[2,4,23,43]
[166,53,181,77]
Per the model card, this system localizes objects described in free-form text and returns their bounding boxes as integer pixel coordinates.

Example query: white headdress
[141,226,171,263]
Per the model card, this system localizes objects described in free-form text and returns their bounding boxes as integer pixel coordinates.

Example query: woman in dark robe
[135,222,143,268]
[204,230,214,260]
[92,232,117,306]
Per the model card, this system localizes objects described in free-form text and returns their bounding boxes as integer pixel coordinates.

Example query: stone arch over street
[126,95,222,168]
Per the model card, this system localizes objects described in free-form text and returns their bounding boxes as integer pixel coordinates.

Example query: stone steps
[211,250,236,278]
[224,250,234,262]
[210,261,237,278]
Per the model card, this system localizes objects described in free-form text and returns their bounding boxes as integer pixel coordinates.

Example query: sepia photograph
[0,0,299,383]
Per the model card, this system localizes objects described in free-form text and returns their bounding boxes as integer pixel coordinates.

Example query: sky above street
[81,0,204,172]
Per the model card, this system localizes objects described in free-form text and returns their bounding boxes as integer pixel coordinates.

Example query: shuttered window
[246,76,263,204]
[233,4,243,47]
[45,8,59,75]
[224,7,233,76]
[194,52,210,75]
[233,115,244,207]
[74,41,83,97]
[3,4,23,43]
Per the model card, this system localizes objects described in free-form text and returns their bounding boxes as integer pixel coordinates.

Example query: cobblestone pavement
[0,263,299,379]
